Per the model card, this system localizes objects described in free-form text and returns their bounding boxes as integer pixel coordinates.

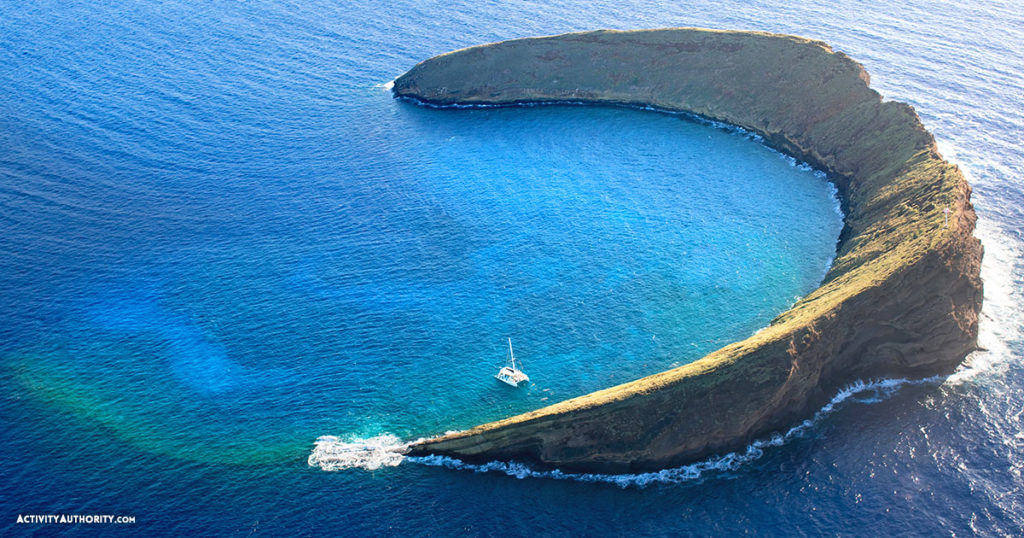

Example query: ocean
[1,0,1021,535]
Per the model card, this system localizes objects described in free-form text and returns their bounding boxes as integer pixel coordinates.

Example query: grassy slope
[394,29,982,471]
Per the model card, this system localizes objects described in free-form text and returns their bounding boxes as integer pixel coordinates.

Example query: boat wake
[309,376,945,485]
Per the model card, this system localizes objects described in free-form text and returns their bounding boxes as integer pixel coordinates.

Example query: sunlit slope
[394,28,983,473]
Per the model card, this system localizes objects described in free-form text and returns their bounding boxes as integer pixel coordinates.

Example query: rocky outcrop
[393,28,983,473]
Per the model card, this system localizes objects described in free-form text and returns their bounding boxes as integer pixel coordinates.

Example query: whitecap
[405,377,940,487]
[312,376,943,486]
[307,434,409,471]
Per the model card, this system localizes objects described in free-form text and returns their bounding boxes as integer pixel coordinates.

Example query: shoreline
[395,94,854,251]
[392,28,983,473]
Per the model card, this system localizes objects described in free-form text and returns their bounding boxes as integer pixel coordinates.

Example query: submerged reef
[393,28,983,473]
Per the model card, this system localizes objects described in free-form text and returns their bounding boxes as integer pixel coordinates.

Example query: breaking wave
[310,376,945,485]
[307,434,409,471]
[406,377,942,487]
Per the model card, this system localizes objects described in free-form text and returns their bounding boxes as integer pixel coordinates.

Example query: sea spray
[931,148,1021,387]
[406,377,943,487]
[310,376,944,484]
[307,434,409,471]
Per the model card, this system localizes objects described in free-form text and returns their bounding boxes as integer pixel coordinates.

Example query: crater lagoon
[2,0,1022,535]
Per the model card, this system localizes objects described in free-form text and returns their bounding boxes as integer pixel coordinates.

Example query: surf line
[308,374,945,485]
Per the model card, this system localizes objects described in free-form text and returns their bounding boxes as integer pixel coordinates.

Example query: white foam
[925,143,1023,387]
[403,376,939,487]
[307,434,409,471]
[310,376,947,483]
[944,218,1023,386]
[309,103,1005,486]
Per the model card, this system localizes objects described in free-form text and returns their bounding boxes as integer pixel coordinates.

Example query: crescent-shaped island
[392,28,983,473]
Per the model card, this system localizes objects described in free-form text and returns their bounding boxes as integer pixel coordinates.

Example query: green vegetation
[395,29,983,472]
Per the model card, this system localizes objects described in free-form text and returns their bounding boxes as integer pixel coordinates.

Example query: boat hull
[495,367,529,387]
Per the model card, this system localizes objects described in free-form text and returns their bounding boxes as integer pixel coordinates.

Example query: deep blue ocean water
[2,0,1022,536]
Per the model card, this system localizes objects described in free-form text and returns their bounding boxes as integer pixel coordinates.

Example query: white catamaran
[495,337,529,387]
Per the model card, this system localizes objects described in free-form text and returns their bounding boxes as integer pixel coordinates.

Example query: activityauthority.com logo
[16,514,136,525]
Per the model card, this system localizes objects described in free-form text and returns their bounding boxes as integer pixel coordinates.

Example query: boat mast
[508,337,515,369]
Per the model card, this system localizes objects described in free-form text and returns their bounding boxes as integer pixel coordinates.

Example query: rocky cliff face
[393,29,983,473]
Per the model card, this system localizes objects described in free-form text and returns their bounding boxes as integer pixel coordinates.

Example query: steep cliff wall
[393,29,983,473]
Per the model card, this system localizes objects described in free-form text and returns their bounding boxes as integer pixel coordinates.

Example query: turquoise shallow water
[3,0,1023,535]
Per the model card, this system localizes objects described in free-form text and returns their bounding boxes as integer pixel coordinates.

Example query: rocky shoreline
[393,28,983,473]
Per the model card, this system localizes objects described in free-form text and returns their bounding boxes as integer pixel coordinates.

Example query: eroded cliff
[393,28,983,473]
